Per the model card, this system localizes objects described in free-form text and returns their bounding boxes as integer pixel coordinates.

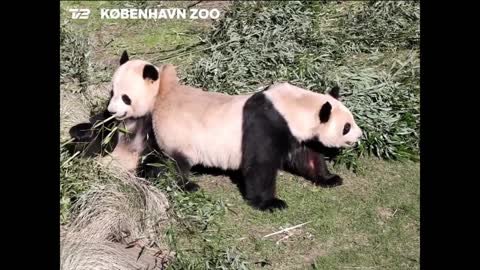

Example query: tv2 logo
[69,9,91,19]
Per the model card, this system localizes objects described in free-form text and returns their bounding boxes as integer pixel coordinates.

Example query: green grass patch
[60,1,210,70]
[164,158,419,269]
[60,147,111,224]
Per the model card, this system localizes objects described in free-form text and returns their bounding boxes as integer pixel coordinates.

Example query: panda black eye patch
[343,123,351,135]
[122,94,131,105]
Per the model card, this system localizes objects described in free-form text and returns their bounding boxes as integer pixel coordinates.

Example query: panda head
[315,87,362,148]
[107,51,160,120]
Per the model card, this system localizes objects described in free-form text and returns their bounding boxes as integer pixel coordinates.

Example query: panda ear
[143,64,159,81]
[319,101,332,123]
[120,50,129,65]
[329,86,340,99]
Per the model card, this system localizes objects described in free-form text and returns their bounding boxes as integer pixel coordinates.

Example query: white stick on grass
[263,221,311,238]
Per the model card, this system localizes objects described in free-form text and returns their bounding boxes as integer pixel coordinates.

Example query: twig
[92,115,116,128]
[134,41,205,58]
[341,267,378,269]
[61,151,80,168]
[187,1,203,9]
[391,51,416,79]
[60,138,75,148]
[104,38,114,48]
[275,232,293,245]
[152,32,258,62]
[263,221,311,238]
[226,206,239,215]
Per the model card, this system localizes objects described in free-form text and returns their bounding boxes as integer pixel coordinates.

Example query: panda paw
[69,123,94,141]
[182,182,200,192]
[317,175,343,187]
[258,198,288,212]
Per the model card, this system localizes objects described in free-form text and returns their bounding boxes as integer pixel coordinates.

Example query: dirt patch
[302,247,327,265]
[376,207,397,220]
[60,88,90,139]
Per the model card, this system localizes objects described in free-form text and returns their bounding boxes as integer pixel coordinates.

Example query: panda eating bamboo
[68,51,362,212]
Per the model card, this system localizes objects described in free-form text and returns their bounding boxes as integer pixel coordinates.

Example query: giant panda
[107,56,362,212]
[69,51,336,184]
[67,51,163,178]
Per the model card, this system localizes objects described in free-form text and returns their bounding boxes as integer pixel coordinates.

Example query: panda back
[152,87,250,170]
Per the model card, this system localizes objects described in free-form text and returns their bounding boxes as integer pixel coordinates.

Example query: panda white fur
[68,51,161,176]
[107,52,362,211]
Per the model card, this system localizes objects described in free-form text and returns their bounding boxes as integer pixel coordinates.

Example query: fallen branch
[61,151,80,168]
[275,232,293,245]
[132,41,206,58]
[152,32,258,63]
[263,221,311,238]
[187,1,203,9]
[340,267,378,269]
[103,38,114,48]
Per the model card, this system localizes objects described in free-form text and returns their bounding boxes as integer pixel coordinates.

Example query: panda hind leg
[171,151,199,192]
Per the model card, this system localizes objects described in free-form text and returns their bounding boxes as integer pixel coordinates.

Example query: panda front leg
[68,109,118,157]
[309,151,343,187]
[242,161,287,212]
[171,151,199,192]
[68,122,105,157]
[283,146,342,187]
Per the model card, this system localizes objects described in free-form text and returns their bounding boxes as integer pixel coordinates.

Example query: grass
[60,1,419,269]
[60,0,211,76]
[164,158,419,270]
[60,148,107,224]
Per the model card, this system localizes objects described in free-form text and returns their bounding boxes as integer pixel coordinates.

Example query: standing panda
[70,51,340,184]
[107,52,362,211]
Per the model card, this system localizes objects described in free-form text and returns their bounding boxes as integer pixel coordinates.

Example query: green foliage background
[184,1,420,167]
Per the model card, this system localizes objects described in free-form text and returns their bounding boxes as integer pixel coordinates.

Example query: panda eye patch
[122,94,131,105]
[343,123,351,135]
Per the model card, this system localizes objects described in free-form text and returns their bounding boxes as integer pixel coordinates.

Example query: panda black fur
[235,88,351,210]
[66,62,334,185]
[141,63,362,212]
[72,51,361,212]
[67,110,164,178]
[67,51,165,178]
[67,108,118,158]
